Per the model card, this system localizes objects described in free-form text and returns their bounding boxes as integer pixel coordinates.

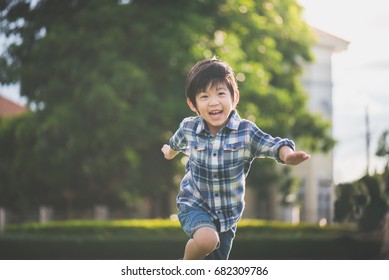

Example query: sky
[298,0,389,183]
[1,0,389,184]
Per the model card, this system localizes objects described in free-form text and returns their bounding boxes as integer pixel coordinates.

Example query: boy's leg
[204,226,236,260]
[183,226,219,260]
[178,204,219,260]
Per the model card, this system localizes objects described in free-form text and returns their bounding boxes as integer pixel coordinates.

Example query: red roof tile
[0,95,28,117]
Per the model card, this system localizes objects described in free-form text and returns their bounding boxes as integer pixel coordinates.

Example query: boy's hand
[279,146,310,165]
[161,144,179,160]
[284,151,311,165]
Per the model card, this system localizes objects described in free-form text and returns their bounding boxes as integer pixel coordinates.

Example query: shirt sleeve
[168,119,189,154]
[249,124,295,164]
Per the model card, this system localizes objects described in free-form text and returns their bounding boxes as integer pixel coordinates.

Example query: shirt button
[213,153,217,156]
[215,193,219,197]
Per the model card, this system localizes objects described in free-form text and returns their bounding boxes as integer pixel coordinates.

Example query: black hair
[185,58,238,107]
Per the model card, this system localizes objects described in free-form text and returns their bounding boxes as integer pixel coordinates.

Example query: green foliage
[5,219,183,239]
[0,0,334,215]
[334,175,388,232]
[0,114,49,211]
[357,176,388,231]
[334,183,362,223]
[376,130,389,158]
[5,219,356,238]
[376,130,389,198]
[335,133,389,231]
[5,218,355,238]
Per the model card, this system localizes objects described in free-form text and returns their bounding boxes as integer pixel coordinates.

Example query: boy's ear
[187,98,198,114]
[233,90,240,108]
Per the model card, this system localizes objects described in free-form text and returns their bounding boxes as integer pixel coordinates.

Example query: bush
[4,219,184,238]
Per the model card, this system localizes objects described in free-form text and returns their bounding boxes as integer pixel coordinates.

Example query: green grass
[0,219,382,260]
[237,219,357,239]
[2,218,361,241]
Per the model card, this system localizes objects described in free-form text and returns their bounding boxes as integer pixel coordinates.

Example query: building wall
[291,29,348,224]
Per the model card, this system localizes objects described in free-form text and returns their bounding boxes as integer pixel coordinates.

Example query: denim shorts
[177,203,218,238]
[177,203,237,260]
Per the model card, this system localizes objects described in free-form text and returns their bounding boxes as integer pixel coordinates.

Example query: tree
[357,175,387,231]
[0,0,334,217]
[334,182,367,223]
[334,175,388,231]
[376,130,389,159]
[376,130,389,198]
[334,131,389,230]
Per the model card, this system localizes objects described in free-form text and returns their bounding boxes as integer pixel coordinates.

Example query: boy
[161,58,310,260]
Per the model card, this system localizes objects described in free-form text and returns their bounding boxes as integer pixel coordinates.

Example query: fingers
[285,151,310,165]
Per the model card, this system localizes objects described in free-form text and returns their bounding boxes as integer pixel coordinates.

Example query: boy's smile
[187,82,239,136]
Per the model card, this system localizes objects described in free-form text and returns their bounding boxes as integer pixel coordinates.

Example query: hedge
[0,219,383,260]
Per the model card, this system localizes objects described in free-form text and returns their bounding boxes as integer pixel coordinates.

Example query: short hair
[185,58,238,107]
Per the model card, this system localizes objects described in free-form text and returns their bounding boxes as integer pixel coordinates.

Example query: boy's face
[187,82,239,136]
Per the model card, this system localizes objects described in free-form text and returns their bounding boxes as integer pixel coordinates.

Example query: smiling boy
[161,58,310,260]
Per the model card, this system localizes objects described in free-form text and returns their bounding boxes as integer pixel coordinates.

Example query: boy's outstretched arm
[161,144,179,160]
[279,146,310,165]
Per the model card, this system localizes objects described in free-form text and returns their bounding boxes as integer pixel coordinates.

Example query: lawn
[0,219,383,260]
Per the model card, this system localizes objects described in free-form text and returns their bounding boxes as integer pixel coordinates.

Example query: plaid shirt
[169,110,295,232]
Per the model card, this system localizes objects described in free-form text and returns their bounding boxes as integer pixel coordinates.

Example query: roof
[312,27,350,53]
[0,95,28,117]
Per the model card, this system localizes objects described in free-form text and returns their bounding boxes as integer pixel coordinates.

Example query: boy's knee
[193,227,219,254]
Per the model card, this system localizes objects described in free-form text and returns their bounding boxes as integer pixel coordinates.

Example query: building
[243,28,349,224]
[291,28,349,224]
[0,95,27,118]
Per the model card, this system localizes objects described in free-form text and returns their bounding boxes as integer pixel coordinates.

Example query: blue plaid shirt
[169,110,295,232]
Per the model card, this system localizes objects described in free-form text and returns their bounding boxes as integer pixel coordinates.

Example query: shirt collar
[196,110,241,135]
[226,109,241,130]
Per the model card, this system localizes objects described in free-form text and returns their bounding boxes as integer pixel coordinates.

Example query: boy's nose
[209,95,219,105]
